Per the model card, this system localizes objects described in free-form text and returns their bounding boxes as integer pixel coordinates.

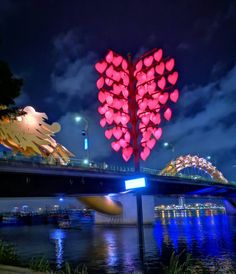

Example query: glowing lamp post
[163,141,175,160]
[95,48,179,171]
[75,115,90,164]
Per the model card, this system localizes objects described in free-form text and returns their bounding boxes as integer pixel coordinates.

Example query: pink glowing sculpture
[95,49,179,169]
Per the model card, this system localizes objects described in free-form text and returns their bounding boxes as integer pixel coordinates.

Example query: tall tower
[178,196,185,209]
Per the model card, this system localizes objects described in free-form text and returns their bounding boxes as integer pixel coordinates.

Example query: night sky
[1,0,236,182]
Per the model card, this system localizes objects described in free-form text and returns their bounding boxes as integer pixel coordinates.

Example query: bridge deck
[0,161,236,197]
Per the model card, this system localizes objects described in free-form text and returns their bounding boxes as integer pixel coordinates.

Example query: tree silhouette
[0,60,23,106]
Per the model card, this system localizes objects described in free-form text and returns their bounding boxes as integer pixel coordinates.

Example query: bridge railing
[0,153,161,174]
[0,153,235,185]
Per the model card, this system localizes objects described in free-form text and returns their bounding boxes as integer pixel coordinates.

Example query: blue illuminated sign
[125,177,146,190]
[84,138,88,150]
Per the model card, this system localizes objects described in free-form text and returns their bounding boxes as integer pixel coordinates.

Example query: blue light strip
[84,138,88,150]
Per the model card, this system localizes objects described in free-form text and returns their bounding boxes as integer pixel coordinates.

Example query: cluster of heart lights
[95,49,179,162]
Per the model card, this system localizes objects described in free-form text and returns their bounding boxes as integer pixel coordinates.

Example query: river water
[0,212,236,273]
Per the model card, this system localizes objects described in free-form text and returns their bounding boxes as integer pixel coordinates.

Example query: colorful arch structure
[159,154,228,184]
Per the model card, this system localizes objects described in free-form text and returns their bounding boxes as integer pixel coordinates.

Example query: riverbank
[0,264,44,274]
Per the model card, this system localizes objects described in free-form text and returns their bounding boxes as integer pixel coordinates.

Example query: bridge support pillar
[224,198,236,215]
[95,193,155,225]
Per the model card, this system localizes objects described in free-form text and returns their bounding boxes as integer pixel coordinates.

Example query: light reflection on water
[0,212,235,273]
[50,229,66,268]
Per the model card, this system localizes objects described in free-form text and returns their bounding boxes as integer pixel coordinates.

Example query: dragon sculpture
[0,104,73,164]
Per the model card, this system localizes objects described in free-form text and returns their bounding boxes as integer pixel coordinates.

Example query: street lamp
[74,115,90,164]
[206,155,216,165]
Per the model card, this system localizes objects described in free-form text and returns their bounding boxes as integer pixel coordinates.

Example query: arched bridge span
[159,155,228,184]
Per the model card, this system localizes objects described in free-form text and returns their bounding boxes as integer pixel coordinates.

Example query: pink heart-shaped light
[122,147,133,161]
[113,99,122,110]
[154,49,163,62]
[105,78,113,86]
[142,131,151,141]
[95,61,107,74]
[113,127,122,139]
[148,99,159,110]
[153,128,162,140]
[165,58,175,72]
[152,91,160,99]
[148,81,156,93]
[137,72,146,84]
[139,122,145,129]
[158,76,166,90]
[113,84,121,95]
[147,68,155,80]
[122,59,128,71]
[138,86,147,98]
[148,99,158,110]
[135,60,143,72]
[106,50,114,63]
[147,139,156,150]
[137,109,142,117]
[168,72,178,85]
[122,88,129,98]
[120,114,129,125]
[140,147,150,161]
[98,106,106,115]
[122,127,127,133]
[151,114,161,125]
[142,115,150,126]
[138,86,146,97]
[159,92,169,105]
[105,130,113,139]
[164,108,172,121]
[144,56,153,67]
[170,89,179,103]
[155,62,165,75]
[106,65,114,78]
[136,94,142,101]
[114,112,121,124]
[112,71,121,82]
[122,74,129,86]
[119,139,127,148]
[100,118,106,128]
[122,103,128,112]
[105,110,113,120]
[98,91,106,103]
[106,94,113,105]
[113,56,123,67]
[96,77,104,89]
[139,101,147,111]
[124,131,131,142]
[111,141,120,152]
[106,117,113,125]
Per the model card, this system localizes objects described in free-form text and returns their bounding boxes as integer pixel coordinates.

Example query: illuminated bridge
[0,155,236,198]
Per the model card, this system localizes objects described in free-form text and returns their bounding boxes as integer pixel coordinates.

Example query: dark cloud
[177,43,191,51]
[0,0,18,22]
[50,30,98,112]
